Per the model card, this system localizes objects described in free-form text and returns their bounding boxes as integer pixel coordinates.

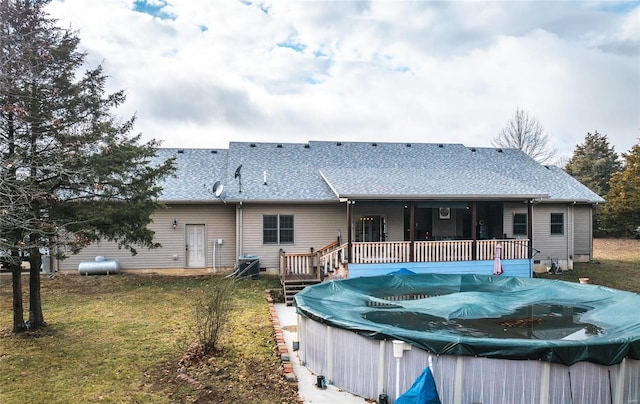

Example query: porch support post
[528,200,534,259]
[409,201,416,262]
[346,200,352,264]
[471,201,477,260]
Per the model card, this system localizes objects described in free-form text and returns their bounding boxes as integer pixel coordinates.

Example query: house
[59,141,604,284]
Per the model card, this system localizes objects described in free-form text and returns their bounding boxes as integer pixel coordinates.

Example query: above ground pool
[294,273,640,403]
[295,273,640,366]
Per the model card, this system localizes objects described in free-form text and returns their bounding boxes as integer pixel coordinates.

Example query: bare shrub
[194,279,235,353]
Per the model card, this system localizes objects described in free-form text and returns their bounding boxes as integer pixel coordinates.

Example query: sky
[46,0,640,162]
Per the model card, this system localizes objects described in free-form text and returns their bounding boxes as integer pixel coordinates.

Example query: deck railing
[476,239,530,260]
[280,251,317,278]
[351,241,411,263]
[319,243,348,277]
[414,240,473,262]
[351,239,530,264]
[280,239,530,278]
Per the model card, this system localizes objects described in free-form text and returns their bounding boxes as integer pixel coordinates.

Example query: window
[513,213,527,236]
[263,215,278,243]
[550,213,564,235]
[355,215,385,242]
[279,215,294,243]
[263,215,294,244]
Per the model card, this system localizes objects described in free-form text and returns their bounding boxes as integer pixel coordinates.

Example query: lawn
[537,238,640,293]
[0,238,638,403]
[0,273,299,403]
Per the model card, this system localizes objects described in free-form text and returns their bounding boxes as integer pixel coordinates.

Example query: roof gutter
[335,193,549,201]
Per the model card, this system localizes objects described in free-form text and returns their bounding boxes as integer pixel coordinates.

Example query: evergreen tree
[565,131,622,196]
[564,132,622,236]
[602,143,640,238]
[0,0,175,332]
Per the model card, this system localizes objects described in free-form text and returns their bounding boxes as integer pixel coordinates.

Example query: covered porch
[280,238,531,280]
[284,199,532,270]
[279,237,532,304]
[279,199,535,303]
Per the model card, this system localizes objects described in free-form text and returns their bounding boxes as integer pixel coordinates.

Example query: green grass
[0,273,298,404]
[1,238,638,403]
[536,238,640,293]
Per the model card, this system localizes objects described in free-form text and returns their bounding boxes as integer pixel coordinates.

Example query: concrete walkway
[272,302,370,404]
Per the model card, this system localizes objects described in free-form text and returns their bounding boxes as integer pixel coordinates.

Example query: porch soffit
[330,194,548,202]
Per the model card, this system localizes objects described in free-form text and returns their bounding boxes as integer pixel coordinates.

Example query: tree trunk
[28,249,45,329]
[11,262,26,333]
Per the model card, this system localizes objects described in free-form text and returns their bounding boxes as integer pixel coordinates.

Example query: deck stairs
[282,278,321,305]
[280,239,344,305]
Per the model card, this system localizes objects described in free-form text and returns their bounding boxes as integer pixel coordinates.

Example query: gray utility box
[238,255,260,279]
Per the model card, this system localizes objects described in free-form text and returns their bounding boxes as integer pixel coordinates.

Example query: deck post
[471,201,477,260]
[310,247,317,279]
[409,201,416,262]
[346,200,353,264]
[279,249,285,278]
[528,200,534,259]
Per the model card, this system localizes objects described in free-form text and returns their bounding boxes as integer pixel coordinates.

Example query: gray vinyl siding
[240,204,347,269]
[58,204,237,271]
[503,203,594,264]
[573,205,593,261]
[502,203,529,239]
[532,204,570,262]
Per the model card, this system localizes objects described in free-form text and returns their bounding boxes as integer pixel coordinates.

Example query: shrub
[194,279,235,353]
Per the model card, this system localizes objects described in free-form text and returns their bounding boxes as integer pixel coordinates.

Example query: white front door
[186,225,206,268]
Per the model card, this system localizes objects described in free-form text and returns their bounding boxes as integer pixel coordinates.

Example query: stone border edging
[266,292,297,383]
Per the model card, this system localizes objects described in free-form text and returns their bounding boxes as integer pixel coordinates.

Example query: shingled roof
[154,141,604,204]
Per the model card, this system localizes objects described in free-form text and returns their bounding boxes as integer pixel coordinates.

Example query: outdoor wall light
[172,219,177,229]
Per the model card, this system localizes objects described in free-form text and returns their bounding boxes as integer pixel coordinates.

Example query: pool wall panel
[298,319,640,403]
[348,259,532,278]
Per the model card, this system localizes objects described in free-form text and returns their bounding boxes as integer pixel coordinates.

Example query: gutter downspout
[527,200,534,260]
[528,200,534,277]
[568,203,575,270]
[236,201,243,261]
[590,204,596,262]
[346,200,352,263]
[392,340,411,399]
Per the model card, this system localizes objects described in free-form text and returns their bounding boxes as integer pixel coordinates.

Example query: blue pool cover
[294,273,640,366]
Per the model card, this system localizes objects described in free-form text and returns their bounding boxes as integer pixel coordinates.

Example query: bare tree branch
[493,107,557,164]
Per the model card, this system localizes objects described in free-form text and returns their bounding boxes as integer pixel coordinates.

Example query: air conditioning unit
[439,207,451,220]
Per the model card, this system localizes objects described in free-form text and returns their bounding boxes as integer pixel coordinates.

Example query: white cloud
[47,0,640,160]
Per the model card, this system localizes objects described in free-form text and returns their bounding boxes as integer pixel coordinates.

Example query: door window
[355,215,385,242]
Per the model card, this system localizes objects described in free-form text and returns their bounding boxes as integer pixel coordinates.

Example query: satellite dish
[234,165,242,178]
[213,181,224,197]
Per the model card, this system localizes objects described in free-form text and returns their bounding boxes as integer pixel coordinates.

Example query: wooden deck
[279,239,531,302]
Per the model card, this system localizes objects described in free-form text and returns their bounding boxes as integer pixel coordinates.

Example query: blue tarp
[396,367,441,404]
[387,268,415,275]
